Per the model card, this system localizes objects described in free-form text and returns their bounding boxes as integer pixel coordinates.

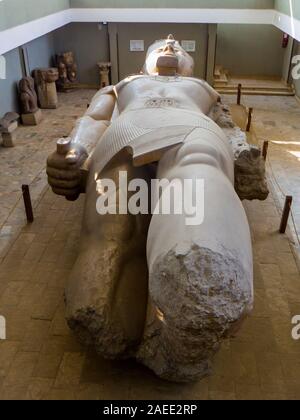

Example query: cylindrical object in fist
[57,137,72,155]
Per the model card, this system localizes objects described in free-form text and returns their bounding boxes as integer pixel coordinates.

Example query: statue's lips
[156,54,179,69]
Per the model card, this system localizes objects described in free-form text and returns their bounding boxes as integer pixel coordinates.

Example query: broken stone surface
[210,103,269,201]
[137,245,252,382]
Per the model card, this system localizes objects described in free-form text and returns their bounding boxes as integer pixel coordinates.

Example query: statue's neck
[157,68,177,77]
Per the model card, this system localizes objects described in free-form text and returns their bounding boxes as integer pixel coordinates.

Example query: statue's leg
[138,128,254,382]
[65,153,152,358]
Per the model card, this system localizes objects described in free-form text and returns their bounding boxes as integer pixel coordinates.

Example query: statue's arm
[47,86,116,200]
[69,86,116,153]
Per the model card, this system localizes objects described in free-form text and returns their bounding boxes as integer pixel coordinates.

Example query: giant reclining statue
[47,36,268,382]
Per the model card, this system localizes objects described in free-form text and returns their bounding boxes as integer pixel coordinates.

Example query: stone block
[1,132,15,147]
[0,120,18,134]
[21,109,42,126]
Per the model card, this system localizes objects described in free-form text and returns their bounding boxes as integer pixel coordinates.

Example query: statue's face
[145,38,194,77]
[63,52,74,65]
[44,68,59,83]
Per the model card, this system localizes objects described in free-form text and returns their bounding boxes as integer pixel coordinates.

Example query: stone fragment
[211,103,269,201]
[2,131,16,147]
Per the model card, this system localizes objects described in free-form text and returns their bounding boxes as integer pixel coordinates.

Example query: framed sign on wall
[181,40,196,53]
[130,40,145,52]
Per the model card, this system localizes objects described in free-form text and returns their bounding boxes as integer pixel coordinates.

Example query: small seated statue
[56,52,78,91]
[33,68,59,109]
[19,76,42,125]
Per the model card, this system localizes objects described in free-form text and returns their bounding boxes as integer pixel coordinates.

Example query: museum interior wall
[0,19,296,117]
[69,0,275,9]
[216,24,286,78]
[0,0,277,33]
[0,33,56,116]
[53,23,109,85]
[116,23,209,81]
[1,0,300,116]
[0,0,70,31]
[0,48,23,116]
[275,0,300,20]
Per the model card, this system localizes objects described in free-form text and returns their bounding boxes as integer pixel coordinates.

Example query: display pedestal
[21,109,42,126]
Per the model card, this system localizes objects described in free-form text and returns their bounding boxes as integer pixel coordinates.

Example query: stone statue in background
[0,112,19,147]
[97,62,111,88]
[19,76,38,114]
[34,68,59,109]
[56,52,78,91]
[19,76,42,125]
[47,35,268,382]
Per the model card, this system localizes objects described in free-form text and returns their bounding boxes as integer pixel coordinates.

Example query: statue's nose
[163,44,175,56]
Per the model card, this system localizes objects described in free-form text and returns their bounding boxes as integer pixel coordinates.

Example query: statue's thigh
[65,154,152,358]
[83,153,152,243]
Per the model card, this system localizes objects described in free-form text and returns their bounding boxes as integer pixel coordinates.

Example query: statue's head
[36,68,59,84]
[45,68,59,83]
[144,35,194,77]
[62,52,75,65]
[19,76,34,93]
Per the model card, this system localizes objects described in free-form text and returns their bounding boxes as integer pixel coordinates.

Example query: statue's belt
[94,108,231,171]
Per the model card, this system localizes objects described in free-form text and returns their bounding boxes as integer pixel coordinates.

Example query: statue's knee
[176,138,223,170]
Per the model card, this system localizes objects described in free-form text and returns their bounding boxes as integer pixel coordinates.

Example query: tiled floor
[0,91,300,400]
[224,94,300,249]
[0,90,95,258]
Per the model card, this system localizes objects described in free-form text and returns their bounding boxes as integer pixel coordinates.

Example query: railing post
[237,83,242,105]
[22,185,34,223]
[279,196,293,234]
[262,141,269,161]
[246,107,253,132]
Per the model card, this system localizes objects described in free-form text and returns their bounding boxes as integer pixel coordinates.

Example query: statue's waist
[115,107,213,130]
[93,108,229,174]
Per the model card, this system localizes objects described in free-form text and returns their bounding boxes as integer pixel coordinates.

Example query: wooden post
[262,141,269,161]
[246,107,253,132]
[237,84,242,105]
[280,196,293,234]
[22,185,34,223]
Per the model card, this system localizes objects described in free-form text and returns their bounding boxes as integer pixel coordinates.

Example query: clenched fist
[47,138,89,201]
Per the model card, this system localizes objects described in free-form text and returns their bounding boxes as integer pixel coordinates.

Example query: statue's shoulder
[97,85,116,97]
[184,77,212,88]
[115,74,149,93]
[184,77,220,100]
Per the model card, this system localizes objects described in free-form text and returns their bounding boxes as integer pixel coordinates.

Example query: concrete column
[108,23,119,85]
[206,24,217,86]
